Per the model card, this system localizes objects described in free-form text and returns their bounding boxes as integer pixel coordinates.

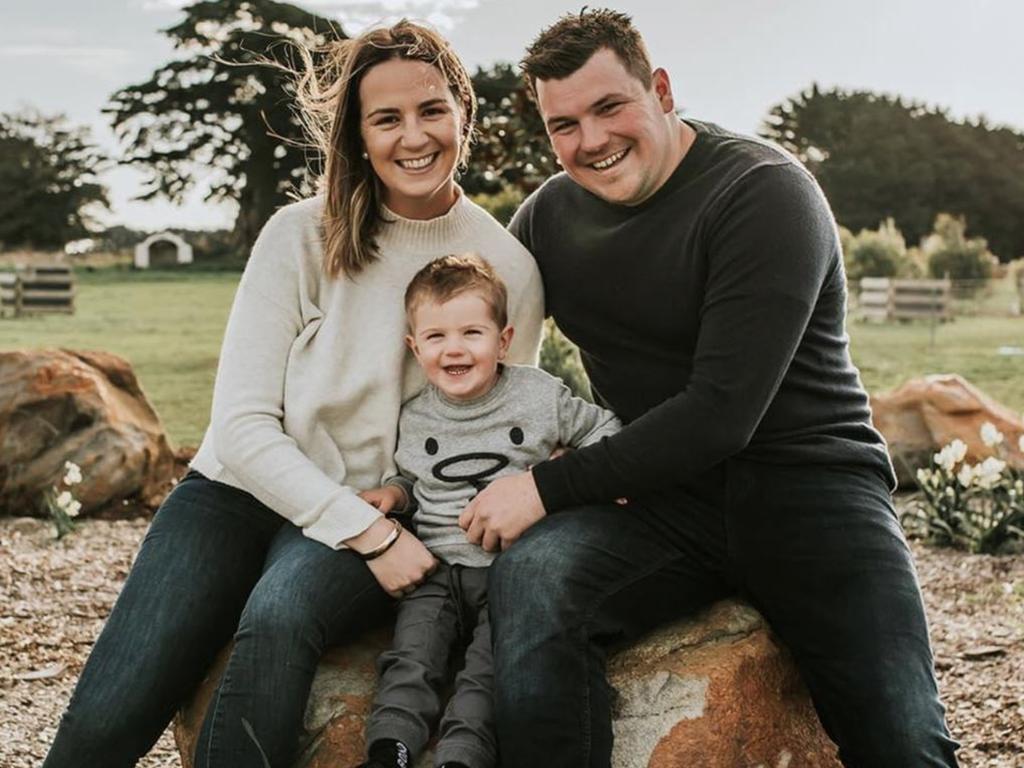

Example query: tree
[0,110,108,250]
[761,85,1024,261]
[465,63,554,196]
[924,214,996,283]
[106,0,344,254]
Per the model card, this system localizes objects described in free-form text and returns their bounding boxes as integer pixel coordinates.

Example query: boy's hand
[359,485,407,514]
[459,471,545,552]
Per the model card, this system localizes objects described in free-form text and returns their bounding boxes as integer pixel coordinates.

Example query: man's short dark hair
[520,8,653,98]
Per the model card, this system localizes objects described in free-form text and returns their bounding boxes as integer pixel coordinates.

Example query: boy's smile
[407,291,514,401]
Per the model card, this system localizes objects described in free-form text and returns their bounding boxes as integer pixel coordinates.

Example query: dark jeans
[489,460,960,768]
[42,471,390,768]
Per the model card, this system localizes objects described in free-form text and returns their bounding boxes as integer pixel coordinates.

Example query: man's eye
[599,102,622,114]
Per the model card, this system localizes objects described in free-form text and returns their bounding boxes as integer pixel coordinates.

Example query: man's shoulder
[692,120,800,172]
[517,172,583,217]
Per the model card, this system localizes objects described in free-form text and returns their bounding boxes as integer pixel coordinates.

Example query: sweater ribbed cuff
[531,457,579,514]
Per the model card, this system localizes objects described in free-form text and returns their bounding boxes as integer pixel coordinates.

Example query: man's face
[535,48,678,206]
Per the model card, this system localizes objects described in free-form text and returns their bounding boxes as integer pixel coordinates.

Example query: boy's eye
[465,329,482,336]
[426,332,444,341]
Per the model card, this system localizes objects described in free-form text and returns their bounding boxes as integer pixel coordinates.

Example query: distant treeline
[2,1,1022,262]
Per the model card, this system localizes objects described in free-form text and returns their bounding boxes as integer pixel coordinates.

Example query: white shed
[134,232,194,269]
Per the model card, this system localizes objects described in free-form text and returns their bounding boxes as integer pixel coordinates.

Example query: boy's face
[407,290,514,401]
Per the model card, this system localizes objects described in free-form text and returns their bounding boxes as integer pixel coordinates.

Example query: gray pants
[367,563,495,768]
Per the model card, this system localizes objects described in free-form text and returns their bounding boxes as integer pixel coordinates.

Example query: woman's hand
[358,485,408,514]
[344,517,436,598]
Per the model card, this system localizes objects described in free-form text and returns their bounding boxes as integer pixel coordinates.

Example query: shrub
[924,213,997,282]
[470,185,525,227]
[539,319,591,401]
[902,425,1024,553]
[843,218,917,281]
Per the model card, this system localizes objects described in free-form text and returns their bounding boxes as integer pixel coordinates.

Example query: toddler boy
[356,254,620,768]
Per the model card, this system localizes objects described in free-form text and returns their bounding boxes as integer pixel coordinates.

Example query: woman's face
[359,58,464,220]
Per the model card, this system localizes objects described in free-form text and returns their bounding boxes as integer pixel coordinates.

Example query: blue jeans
[42,471,390,768]
[489,460,959,768]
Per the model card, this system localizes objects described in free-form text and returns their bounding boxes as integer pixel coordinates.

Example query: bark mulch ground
[2,515,1022,768]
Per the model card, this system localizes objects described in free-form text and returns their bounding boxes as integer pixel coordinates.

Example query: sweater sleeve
[209,208,381,548]
[555,383,622,450]
[532,163,837,510]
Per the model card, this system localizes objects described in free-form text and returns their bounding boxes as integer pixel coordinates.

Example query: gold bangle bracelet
[357,519,403,561]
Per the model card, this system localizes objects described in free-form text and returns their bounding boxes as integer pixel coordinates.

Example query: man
[458,8,958,768]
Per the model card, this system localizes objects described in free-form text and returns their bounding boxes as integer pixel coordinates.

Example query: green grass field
[2,268,1022,447]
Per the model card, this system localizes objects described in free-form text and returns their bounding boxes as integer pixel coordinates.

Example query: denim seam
[200,661,231,767]
[576,549,687,767]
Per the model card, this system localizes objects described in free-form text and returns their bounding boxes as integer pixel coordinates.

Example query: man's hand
[459,471,546,552]
[358,485,407,515]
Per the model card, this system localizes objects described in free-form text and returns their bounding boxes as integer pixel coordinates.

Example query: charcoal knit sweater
[510,120,895,511]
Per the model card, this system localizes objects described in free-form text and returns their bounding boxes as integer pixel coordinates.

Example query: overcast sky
[2,0,1021,232]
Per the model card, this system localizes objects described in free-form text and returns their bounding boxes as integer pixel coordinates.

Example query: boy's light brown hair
[520,8,653,98]
[405,254,509,329]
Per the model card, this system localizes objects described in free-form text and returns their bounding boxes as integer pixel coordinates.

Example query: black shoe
[358,738,411,768]
[439,763,470,768]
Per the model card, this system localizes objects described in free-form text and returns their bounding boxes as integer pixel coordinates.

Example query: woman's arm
[208,205,382,548]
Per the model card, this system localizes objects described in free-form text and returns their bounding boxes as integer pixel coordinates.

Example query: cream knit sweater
[190,193,544,548]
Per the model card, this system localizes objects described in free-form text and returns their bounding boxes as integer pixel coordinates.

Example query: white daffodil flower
[62,461,83,486]
[957,463,975,488]
[66,499,82,518]
[980,422,1005,448]
[935,439,968,472]
[56,490,74,509]
[974,457,1007,489]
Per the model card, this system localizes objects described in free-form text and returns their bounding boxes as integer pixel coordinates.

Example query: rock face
[871,374,1024,486]
[0,348,175,515]
[175,601,840,768]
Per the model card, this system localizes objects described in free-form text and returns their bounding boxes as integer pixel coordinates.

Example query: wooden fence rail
[0,265,76,317]
[857,277,952,322]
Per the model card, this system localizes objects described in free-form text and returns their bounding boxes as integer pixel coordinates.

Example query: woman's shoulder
[459,195,534,261]
[261,195,324,238]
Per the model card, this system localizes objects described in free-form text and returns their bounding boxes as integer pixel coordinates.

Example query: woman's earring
[361,151,369,160]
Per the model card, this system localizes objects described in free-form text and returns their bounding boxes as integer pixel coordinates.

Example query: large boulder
[871,374,1024,486]
[0,348,175,515]
[174,600,840,767]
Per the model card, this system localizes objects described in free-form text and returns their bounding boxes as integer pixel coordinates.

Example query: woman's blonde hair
[295,20,476,278]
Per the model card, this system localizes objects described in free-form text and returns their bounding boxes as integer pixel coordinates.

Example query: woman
[43,21,543,768]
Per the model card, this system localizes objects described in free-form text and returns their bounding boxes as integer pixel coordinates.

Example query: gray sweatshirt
[390,365,621,567]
